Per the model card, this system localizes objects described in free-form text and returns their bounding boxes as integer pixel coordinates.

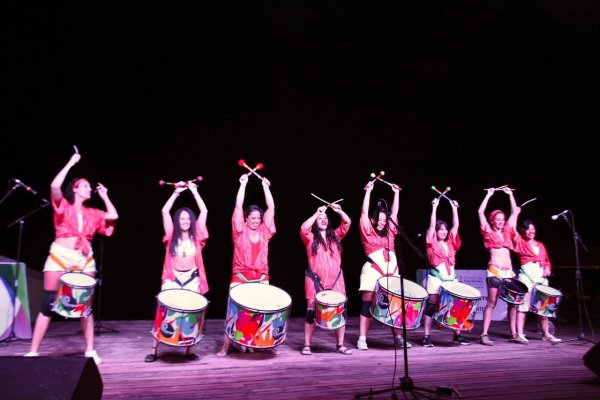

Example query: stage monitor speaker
[583,341,600,378]
[0,356,103,399]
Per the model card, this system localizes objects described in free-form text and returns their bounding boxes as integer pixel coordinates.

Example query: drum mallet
[238,159,266,182]
[483,184,514,191]
[431,186,459,207]
[310,193,344,208]
[370,172,395,188]
[159,176,203,188]
[369,171,385,185]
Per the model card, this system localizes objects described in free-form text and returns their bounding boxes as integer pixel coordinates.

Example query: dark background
[2,2,599,321]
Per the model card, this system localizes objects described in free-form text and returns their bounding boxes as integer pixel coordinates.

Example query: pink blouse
[231,220,275,283]
[301,222,350,298]
[52,198,112,256]
[359,216,397,261]
[427,232,461,274]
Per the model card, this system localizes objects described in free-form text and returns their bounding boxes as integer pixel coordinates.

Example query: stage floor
[1,317,599,399]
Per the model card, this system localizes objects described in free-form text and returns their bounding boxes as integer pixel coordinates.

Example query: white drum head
[157,289,208,312]
[61,272,96,287]
[229,283,292,312]
[378,276,428,299]
[316,290,346,306]
[535,285,562,296]
[441,281,481,299]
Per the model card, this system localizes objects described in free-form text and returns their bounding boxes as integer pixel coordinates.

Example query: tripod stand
[1,199,50,345]
[93,237,118,334]
[552,211,595,346]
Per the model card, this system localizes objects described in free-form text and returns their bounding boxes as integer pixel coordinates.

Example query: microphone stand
[552,212,595,346]
[1,199,50,345]
[356,213,446,400]
[94,237,118,334]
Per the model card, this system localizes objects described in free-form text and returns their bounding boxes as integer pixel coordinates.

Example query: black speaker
[0,356,103,399]
[583,341,600,378]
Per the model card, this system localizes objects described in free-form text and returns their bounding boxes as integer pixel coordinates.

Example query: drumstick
[310,193,343,207]
[238,159,267,182]
[520,197,537,207]
[372,174,394,188]
[73,145,79,154]
[369,171,385,184]
[159,176,203,187]
[483,184,514,191]
[431,186,459,207]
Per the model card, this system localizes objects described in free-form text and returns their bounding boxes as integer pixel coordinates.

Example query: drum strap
[519,268,543,285]
[305,267,342,292]
[49,252,93,272]
[367,257,398,276]
[429,268,455,282]
[175,269,199,287]
[235,272,267,283]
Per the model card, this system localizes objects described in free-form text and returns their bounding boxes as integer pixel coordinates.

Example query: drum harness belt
[367,256,398,277]
[518,268,544,286]
[49,252,93,272]
[175,269,199,287]
[235,272,267,283]
[305,266,341,293]
[428,267,455,282]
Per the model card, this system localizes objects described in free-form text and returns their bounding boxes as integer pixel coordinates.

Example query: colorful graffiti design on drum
[52,272,97,318]
[499,278,528,305]
[152,289,208,346]
[315,290,347,329]
[224,283,291,349]
[370,276,428,330]
[433,281,480,331]
[530,285,562,318]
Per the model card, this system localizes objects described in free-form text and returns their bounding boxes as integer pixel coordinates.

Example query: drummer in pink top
[24,151,118,365]
[145,180,209,362]
[356,180,410,350]
[477,186,520,346]
[217,173,275,356]
[421,197,470,347]
[513,219,561,343]
[300,203,352,356]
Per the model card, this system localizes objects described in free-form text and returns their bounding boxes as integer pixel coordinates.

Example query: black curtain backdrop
[2,2,599,320]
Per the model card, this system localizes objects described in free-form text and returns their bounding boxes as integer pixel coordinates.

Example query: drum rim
[60,272,96,287]
[377,279,428,300]
[440,281,481,299]
[156,288,209,312]
[533,285,563,296]
[501,278,528,292]
[228,282,292,312]
[316,290,347,306]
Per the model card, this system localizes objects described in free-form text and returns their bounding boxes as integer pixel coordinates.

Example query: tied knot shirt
[231,219,276,283]
[53,198,113,256]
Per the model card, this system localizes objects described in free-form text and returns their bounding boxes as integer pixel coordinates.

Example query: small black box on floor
[0,356,102,399]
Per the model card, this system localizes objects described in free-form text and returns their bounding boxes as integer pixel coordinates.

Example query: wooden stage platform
[1,317,599,399]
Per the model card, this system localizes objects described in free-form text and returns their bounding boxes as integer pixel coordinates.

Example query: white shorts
[43,242,96,273]
[358,250,398,292]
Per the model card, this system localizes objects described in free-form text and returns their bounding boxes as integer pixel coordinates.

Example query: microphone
[551,210,569,220]
[14,179,38,196]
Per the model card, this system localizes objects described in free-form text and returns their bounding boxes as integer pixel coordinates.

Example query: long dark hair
[310,220,343,256]
[168,207,198,255]
[369,198,388,237]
